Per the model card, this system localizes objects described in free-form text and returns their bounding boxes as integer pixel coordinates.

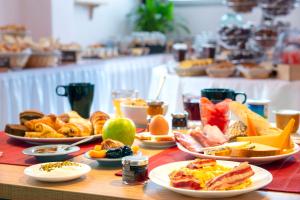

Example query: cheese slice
[236,119,295,150]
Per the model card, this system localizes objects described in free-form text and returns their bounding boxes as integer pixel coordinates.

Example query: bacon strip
[187,159,216,169]
[205,162,254,190]
[174,132,202,152]
[169,170,201,190]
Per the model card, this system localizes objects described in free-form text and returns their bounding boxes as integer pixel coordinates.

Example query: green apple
[102,118,136,146]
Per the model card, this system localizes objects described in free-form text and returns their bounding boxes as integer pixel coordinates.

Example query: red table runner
[0,132,98,166]
[116,147,300,193]
[0,128,145,166]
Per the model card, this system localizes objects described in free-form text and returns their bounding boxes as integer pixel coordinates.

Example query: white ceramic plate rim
[24,162,91,182]
[149,160,273,197]
[6,132,101,143]
[84,152,123,162]
[176,142,300,163]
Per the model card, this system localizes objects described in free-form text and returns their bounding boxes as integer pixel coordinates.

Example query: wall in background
[0,0,21,25]
[51,0,137,45]
[0,1,300,45]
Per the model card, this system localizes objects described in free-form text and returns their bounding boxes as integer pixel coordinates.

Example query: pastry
[25,115,56,130]
[5,124,29,136]
[90,111,110,135]
[33,123,65,138]
[99,139,124,150]
[58,122,92,137]
[19,110,44,125]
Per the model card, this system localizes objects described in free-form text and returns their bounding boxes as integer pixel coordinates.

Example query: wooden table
[0,145,299,200]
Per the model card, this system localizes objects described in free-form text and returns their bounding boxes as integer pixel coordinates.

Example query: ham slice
[187,159,216,169]
[206,162,254,190]
[190,125,228,147]
[174,132,203,152]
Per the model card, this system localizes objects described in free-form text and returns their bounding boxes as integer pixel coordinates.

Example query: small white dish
[138,139,176,149]
[23,144,80,162]
[24,162,91,182]
[149,160,273,198]
[137,131,176,149]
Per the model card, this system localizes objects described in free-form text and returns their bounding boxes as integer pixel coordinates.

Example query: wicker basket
[238,65,272,79]
[206,66,236,78]
[26,50,61,68]
[175,65,208,77]
[0,49,31,70]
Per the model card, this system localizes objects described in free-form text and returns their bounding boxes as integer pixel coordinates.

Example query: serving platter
[177,142,300,165]
[5,132,101,145]
[149,160,273,198]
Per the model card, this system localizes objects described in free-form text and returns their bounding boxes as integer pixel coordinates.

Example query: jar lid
[171,112,188,119]
[147,100,164,106]
[122,155,149,166]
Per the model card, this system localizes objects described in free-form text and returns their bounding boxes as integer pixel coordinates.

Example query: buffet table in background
[0,54,171,129]
[149,65,300,121]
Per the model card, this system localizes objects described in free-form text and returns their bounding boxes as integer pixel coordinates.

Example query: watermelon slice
[200,97,231,133]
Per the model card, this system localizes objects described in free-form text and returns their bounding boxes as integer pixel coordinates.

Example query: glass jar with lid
[122,155,149,185]
[147,100,164,117]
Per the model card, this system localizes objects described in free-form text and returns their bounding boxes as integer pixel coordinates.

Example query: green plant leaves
[130,0,190,34]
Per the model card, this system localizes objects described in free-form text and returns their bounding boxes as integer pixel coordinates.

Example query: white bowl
[120,104,168,128]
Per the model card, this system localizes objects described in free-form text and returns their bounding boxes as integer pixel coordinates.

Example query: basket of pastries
[0,35,31,70]
[175,58,213,76]
[26,37,61,68]
[206,60,236,78]
[237,63,272,79]
[59,42,82,63]
[0,24,28,38]
[5,110,110,143]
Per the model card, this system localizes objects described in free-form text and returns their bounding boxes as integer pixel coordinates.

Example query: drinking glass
[112,90,138,117]
[182,94,201,121]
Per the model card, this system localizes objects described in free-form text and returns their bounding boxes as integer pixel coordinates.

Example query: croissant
[58,122,92,137]
[25,132,43,138]
[90,111,110,135]
[25,123,65,138]
[25,115,56,130]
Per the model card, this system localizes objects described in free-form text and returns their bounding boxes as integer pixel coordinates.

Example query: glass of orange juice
[112,90,138,117]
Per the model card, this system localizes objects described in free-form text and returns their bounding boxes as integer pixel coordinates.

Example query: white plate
[149,160,273,198]
[177,142,300,165]
[6,132,101,145]
[137,132,176,149]
[138,139,176,148]
[84,152,123,167]
[24,162,91,182]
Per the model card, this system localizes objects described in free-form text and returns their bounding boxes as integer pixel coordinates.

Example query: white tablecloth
[0,54,171,129]
[149,65,300,121]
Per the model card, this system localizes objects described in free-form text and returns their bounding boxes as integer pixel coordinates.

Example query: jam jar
[122,155,149,185]
[172,112,188,130]
[147,100,164,117]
